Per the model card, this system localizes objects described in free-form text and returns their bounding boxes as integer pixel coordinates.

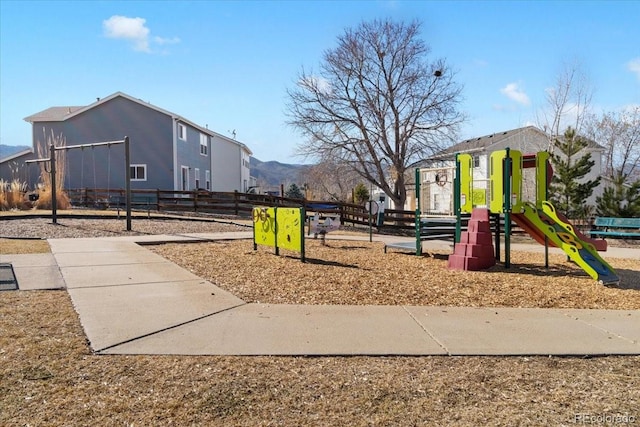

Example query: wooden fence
[65,188,418,232]
[65,188,593,236]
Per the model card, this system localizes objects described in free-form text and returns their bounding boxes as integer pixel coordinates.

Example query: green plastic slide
[513,201,619,286]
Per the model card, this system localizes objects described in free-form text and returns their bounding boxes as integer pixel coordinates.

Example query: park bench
[588,217,640,239]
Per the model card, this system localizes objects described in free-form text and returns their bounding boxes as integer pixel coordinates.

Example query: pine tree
[285,183,305,199]
[548,127,601,219]
[596,171,640,217]
[353,183,370,203]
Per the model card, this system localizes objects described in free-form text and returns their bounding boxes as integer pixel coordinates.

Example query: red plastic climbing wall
[447,208,496,271]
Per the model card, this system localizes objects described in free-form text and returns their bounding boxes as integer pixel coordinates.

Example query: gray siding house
[0,92,252,193]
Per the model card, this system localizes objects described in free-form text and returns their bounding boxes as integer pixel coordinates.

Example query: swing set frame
[26,136,132,230]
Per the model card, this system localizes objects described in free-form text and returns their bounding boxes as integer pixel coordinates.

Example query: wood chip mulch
[151,239,640,310]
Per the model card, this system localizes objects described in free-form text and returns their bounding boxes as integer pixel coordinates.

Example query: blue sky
[1,0,639,163]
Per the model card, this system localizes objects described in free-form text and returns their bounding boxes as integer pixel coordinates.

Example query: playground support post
[300,207,306,262]
[494,212,501,262]
[414,168,422,256]
[533,150,552,269]
[368,202,372,243]
[124,136,131,231]
[453,154,461,246]
[50,142,58,224]
[27,142,60,224]
[504,148,512,269]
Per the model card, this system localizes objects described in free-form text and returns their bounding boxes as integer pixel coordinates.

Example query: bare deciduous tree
[286,19,464,208]
[299,156,362,202]
[537,61,593,152]
[586,106,640,182]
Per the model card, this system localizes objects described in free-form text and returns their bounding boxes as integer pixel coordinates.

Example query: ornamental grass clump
[33,131,71,210]
[0,179,31,210]
[34,184,71,210]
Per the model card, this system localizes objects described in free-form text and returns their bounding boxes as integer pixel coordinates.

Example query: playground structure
[446,148,619,285]
[253,206,306,262]
[25,137,133,230]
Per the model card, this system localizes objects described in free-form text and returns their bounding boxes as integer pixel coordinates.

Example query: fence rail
[65,188,592,235]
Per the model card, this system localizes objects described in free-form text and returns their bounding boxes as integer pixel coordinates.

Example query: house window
[178,123,187,141]
[130,164,147,181]
[205,170,210,190]
[181,166,189,191]
[200,133,208,155]
[195,168,200,189]
[473,157,480,168]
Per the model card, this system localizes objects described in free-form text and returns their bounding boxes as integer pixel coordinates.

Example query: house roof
[430,125,603,160]
[23,106,85,122]
[24,92,253,155]
[0,147,33,162]
[436,126,543,157]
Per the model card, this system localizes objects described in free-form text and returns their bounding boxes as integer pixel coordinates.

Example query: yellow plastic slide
[512,201,619,285]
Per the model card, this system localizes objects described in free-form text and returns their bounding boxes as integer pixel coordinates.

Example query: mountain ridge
[249,156,309,187]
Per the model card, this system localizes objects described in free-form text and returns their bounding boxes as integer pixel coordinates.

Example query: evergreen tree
[548,127,600,219]
[284,183,305,199]
[596,171,640,217]
[353,183,370,203]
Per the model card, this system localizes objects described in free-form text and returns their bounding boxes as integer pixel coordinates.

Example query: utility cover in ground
[0,263,18,291]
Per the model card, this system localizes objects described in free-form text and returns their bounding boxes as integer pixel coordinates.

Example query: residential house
[211,133,253,192]
[406,126,606,214]
[0,92,253,194]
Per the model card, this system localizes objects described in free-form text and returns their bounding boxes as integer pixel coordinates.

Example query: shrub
[353,183,370,203]
[33,131,71,210]
[0,179,31,211]
[34,184,71,210]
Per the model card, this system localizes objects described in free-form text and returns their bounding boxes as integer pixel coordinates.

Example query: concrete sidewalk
[4,232,639,356]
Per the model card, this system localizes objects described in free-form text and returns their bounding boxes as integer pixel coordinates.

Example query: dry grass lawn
[1,290,639,426]
[1,219,639,425]
[0,238,50,254]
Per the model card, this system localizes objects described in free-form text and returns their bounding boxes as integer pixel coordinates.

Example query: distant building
[406,126,606,214]
[0,91,253,192]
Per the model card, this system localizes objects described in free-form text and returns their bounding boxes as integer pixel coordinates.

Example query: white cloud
[103,15,179,53]
[627,57,640,80]
[103,16,151,52]
[500,82,531,106]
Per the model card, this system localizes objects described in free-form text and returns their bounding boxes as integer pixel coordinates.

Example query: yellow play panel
[252,207,305,261]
